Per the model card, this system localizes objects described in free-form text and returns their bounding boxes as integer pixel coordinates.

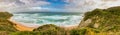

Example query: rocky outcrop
[79,19,92,27]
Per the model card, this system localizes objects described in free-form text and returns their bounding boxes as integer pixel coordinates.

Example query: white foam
[12,13,83,27]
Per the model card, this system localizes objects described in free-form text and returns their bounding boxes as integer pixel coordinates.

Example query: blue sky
[40,0,67,10]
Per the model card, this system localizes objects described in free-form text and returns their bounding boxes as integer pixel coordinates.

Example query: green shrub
[0,12,13,19]
[34,24,67,35]
[9,31,41,35]
[69,28,86,35]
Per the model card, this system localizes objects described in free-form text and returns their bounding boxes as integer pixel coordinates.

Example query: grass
[79,6,120,35]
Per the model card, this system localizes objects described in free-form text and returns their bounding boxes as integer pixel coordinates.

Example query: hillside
[10,24,67,35]
[33,24,67,35]
[0,12,17,35]
[79,6,120,35]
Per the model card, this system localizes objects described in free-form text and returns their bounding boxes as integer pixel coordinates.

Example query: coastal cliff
[78,6,120,35]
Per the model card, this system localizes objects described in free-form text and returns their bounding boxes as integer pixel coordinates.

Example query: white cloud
[64,0,120,12]
[1,0,120,12]
[0,0,50,12]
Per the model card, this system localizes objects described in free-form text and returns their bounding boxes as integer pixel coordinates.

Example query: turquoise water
[11,12,83,27]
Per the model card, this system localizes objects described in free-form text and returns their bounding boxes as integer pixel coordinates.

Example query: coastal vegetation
[79,6,120,35]
[1,6,120,35]
[0,12,17,35]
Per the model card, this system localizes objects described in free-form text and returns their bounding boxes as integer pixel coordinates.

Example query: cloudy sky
[0,0,120,12]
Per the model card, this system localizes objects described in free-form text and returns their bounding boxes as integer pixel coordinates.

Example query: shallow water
[11,12,83,27]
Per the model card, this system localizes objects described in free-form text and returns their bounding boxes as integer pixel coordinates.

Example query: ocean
[11,12,83,27]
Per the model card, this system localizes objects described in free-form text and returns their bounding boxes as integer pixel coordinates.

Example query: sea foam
[11,13,83,27]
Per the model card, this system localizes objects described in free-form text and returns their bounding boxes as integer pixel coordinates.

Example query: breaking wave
[11,12,83,27]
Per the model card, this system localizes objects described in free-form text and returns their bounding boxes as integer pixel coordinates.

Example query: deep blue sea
[11,12,83,27]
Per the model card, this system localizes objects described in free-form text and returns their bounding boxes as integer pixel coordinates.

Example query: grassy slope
[10,24,67,35]
[78,6,120,35]
[0,12,17,35]
[33,24,67,35]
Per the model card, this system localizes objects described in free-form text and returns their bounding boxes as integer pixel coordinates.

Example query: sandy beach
[8,19,35,31]
[8,18,78,31]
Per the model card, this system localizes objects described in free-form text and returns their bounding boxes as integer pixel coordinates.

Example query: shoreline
[8,18,78,31]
